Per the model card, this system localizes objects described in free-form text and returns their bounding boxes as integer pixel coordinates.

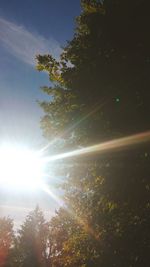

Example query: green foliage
[48,208,81,267]
[37,0,150,266]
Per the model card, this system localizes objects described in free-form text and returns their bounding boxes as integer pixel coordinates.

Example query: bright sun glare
[0,144,45,191]
[1,131,150,194]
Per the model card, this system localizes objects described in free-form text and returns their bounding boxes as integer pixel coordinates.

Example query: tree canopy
[36,1,150,266]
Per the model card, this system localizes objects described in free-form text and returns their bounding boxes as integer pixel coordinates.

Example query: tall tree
[15,206,49,267]
[37,0,150,266]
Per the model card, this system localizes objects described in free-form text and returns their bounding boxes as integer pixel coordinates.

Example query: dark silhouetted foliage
[36,0,150,266]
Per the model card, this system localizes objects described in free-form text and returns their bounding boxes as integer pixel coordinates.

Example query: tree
[37,1,150,266]
[14,206,50,267]
[48,208,80,267]
[0,217,14,267]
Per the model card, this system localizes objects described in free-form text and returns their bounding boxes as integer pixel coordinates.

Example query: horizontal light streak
[44,131,150,162]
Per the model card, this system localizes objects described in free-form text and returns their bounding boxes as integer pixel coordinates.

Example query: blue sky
[0,0,80,226]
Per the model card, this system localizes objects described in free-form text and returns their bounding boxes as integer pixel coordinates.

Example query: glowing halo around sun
[0,130,150,196]
[0,144,45,191]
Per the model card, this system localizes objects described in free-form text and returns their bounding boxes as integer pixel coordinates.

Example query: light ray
[42,130,150,241]
[44,131,150,162]
[41,183,63,207]
[40,98,108,153]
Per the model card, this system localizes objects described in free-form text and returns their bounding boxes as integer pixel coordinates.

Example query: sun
[0,144,45,191]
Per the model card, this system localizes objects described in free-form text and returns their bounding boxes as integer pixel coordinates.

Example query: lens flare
[40,98,108,153]
[1,131,149,202]
[44,131,150,162]
[41,183,63,206]
[41,130,150,241]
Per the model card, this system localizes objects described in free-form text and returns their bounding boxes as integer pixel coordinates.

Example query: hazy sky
[0,0,80,227]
